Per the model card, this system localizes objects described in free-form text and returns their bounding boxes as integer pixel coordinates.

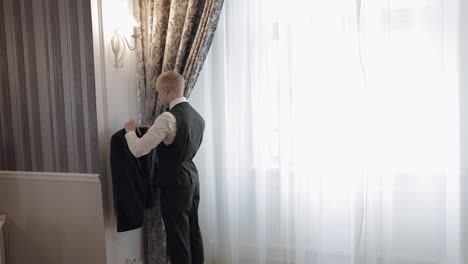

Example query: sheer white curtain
[189,0,460,263]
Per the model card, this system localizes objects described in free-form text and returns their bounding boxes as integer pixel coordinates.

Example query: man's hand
[124,119,136,133]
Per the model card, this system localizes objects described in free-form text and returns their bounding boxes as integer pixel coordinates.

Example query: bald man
[124,71,205,264]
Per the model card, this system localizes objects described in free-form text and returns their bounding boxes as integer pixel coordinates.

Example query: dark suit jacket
[110,128,155,232]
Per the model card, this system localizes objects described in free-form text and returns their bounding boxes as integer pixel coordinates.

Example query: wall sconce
[111,26,140,68]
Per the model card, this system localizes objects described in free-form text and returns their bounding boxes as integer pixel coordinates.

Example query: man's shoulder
[154,111,176,124]
[159,111,175,118]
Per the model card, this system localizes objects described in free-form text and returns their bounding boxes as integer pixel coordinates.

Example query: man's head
[156,71,185,106]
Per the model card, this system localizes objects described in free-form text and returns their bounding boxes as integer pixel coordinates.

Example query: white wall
[460,0,468,262]
[0,171,107,264]
[90,0,144,263]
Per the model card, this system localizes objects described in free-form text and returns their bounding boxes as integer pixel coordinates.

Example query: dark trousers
[160,182,204,264]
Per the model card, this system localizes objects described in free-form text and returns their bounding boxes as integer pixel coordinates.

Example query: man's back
[156,102,205,187]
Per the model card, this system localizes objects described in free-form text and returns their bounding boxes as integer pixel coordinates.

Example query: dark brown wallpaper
[0,0,99,173]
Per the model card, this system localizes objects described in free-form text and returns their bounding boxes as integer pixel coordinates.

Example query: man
[124,71,205,264]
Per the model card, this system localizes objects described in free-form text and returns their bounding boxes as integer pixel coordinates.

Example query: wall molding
[0,170,100,183]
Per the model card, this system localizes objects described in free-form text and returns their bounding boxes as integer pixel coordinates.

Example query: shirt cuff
[125,130,137,138]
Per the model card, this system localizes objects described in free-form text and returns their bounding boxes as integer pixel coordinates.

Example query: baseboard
[0,171,100,183]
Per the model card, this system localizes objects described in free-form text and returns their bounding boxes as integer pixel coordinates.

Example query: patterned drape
[135,0,224,263]
[136,0,224,125]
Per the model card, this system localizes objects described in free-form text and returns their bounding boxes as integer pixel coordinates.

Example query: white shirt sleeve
[125,112,176,158]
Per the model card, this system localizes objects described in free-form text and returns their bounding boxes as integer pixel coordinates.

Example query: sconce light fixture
[111,26,140,68]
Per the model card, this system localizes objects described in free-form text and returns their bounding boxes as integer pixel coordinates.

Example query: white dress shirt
[125,97,187,158]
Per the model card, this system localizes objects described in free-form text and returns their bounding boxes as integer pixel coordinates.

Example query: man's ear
[164,85,170,95]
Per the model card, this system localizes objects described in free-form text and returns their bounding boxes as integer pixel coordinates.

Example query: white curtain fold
[190,0,460,263]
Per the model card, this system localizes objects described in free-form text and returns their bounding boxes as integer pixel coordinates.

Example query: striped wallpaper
[0,0,99,173]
